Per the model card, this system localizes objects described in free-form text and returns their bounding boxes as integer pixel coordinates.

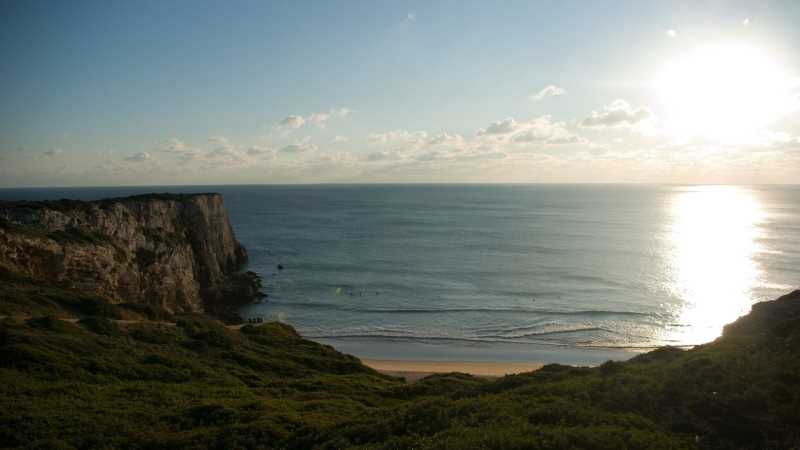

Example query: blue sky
[1,0,799,186]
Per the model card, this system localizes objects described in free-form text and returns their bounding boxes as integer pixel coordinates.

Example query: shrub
[121,303,175,321]
[79,316,121,336]
[26,316,80,334]
[129,324,177,344]
[177,318,233,349]
[58,295,122,319]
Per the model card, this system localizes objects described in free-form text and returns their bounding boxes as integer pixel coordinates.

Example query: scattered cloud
[742,18,750,26]
[279,115,306,129]
[530,85,565,101]
[427,133,465,147]
[580,100,653,129]
[278,108,352,130]
[477,117,519,135]
[161,138,188,153]
[666,29,677,38]
[157,136,269,168]
[207,136,251,165]
[246,146,274,157]
[456,149,507,161]
[124,152,154,163]
[43,148,63,157]
[10,94,796,186]
[280,139,318,154]
[366,150,404,162]
[159,138,203,160]
[476,116,586,146]
[513,117,586,145]
[368,129,428,143]
[407,13,415,21]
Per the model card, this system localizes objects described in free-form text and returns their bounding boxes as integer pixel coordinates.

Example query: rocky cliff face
[0,193,258,314]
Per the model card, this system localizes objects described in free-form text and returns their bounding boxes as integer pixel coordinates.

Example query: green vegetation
[1,273,800,449]
[0,315,398,449]
[0,268,122,318]
[119,302,175,322]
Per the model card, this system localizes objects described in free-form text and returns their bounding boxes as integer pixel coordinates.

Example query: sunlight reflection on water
[664,186,765,345]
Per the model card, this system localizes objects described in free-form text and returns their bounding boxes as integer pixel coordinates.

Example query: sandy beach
[363,359,545,381]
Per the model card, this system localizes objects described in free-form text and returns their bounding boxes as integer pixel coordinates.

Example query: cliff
[0,193,259,315]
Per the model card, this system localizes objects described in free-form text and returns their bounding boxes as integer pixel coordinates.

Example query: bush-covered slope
[0,317,399,449]
[1,278,799,449]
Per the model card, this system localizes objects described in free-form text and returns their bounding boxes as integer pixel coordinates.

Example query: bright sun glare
[665,186,764,345]
[654,43,797,144]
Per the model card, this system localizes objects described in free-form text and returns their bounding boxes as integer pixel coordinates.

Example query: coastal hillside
[1,262,799,448]
[0,194,259,316]
[1,193,799,449]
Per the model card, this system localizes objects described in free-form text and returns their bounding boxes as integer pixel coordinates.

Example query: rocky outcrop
[0,193,259,315]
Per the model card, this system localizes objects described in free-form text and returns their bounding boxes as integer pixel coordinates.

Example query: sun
[653,43,797,144]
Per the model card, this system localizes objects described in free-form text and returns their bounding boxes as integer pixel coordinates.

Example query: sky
[1,0,799,187]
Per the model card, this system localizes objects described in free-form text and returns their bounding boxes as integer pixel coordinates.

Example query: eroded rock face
[0,193,254,314]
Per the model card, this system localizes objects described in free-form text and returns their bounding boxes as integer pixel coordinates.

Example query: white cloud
[742,18,750,26]
[427,132,465,147]
[407,13,415,21]
[530,85,565,101]
[247,145,274,157]
[475,116,586,146]
[511,116,582,144]
[278,108,352,129]
[158,136,265,168]
[477,117,519,135]
[580,100,653,129]
[331,135,350,143]
[666,29,677,38]
[368,129,428,143]
[366,150,404,162]
[280,139,318,153]
[124,152,154,163]
[162,138,189,152]
[43,148,63,157]
[279,115,306,129]
[307,112,331,128]
[159,138,204,161]
[209,138,244,159]
[415,151,442,162]
[455,146,507,161]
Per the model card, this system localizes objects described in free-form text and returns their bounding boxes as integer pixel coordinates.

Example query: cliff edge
[0,193,260,316]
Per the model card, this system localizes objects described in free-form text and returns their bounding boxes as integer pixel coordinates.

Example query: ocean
[2,184,798,365]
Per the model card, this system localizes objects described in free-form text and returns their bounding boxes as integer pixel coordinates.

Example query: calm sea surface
[2,185,798,363]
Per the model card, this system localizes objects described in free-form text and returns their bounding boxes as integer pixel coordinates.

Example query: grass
[1,272,800,449]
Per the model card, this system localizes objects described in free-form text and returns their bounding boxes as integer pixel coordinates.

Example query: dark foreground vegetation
[1,270,799,449]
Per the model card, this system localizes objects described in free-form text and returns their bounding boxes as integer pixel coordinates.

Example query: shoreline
[314,336,641,368]
[363,358,545,381]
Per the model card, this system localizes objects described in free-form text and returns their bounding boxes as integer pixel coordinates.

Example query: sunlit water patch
[662,186,766,345]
